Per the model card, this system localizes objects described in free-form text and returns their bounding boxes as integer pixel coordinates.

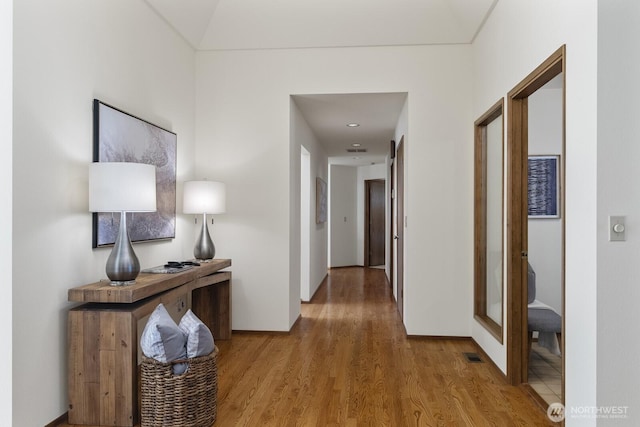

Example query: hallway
[213,267,554,426]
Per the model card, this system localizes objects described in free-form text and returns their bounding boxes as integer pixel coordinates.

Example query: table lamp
[89,162,157,285]
[183,180,226,261]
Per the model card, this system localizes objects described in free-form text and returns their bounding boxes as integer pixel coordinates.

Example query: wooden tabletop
[68,259,231,304]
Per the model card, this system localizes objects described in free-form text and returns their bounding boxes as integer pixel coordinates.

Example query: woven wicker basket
[140,346,218,427]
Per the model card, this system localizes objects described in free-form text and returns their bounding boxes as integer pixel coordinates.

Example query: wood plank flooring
[58,267,554,426]
[215,267,552,426]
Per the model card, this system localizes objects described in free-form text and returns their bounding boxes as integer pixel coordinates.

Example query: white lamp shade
[89,162,157,212]
[183,181,226,214]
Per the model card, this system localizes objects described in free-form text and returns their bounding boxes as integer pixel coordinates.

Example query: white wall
[330,165,358,267]
[401,51,473,337]
[356,163,387,266]
[288,100,302,327]
[13,1,196,424]
[1,0,12,423]
[597,1,640,424]
[471,0,598,422]
[291,100,328,302]
[528,87,563,315]
[196,45,474,337]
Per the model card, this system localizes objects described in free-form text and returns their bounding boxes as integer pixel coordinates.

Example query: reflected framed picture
[92,99,177,247]
[316,177,327,224]
[528,155,560,218]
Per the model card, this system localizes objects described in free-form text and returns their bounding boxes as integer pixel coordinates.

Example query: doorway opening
[291,92,407,321]
[300,146,311,301]
[506,46,565,408]
[395,137,405,319]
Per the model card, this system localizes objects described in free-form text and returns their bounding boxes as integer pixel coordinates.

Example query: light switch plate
[609,215,626,241]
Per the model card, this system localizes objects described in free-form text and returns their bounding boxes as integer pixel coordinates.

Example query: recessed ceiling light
[353,157,361,160]
[346,123,360,128]
[351,143,361,147]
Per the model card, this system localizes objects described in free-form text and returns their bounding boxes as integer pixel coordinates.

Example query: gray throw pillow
[140,303,188,374]
[179,309,215,358]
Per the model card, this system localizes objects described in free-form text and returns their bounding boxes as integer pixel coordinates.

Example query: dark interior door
[367,179,385,266]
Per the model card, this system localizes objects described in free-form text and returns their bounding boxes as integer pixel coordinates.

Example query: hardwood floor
[58,267,554,426]
[213,267,552,426]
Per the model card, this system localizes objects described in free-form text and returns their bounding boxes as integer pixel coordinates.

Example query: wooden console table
[67,259,231,426]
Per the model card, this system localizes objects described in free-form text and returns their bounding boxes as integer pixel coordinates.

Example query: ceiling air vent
[346,148,367,153]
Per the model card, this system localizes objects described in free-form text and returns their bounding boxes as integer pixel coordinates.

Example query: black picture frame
[528,155,560,218]
[92,99,177,248]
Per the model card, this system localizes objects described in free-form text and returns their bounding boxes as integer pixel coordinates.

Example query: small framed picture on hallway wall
[528,155,560,219]
[316,177,327,224]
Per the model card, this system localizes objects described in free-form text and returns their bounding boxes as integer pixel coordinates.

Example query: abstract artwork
[528,155,560,218]
[316,177,327,224]
[93,99,177,247]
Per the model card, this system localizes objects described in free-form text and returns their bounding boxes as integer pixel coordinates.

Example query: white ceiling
[146,0,497,51]
[293,93,407,165]
[145,0,497,165]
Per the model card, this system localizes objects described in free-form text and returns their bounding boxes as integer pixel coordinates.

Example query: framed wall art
[92,99,177,247]
[316,177,327,224]
[528,155,560,218]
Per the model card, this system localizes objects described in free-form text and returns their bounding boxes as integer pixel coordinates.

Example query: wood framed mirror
[474,99,505,342]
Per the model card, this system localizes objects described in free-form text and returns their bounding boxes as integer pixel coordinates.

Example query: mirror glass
[473,99,504,341]
[485,115,503,326]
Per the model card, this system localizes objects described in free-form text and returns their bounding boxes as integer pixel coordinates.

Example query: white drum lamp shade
[183,181,226,214]
[89,162,157,213]
[89,162,157,285]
